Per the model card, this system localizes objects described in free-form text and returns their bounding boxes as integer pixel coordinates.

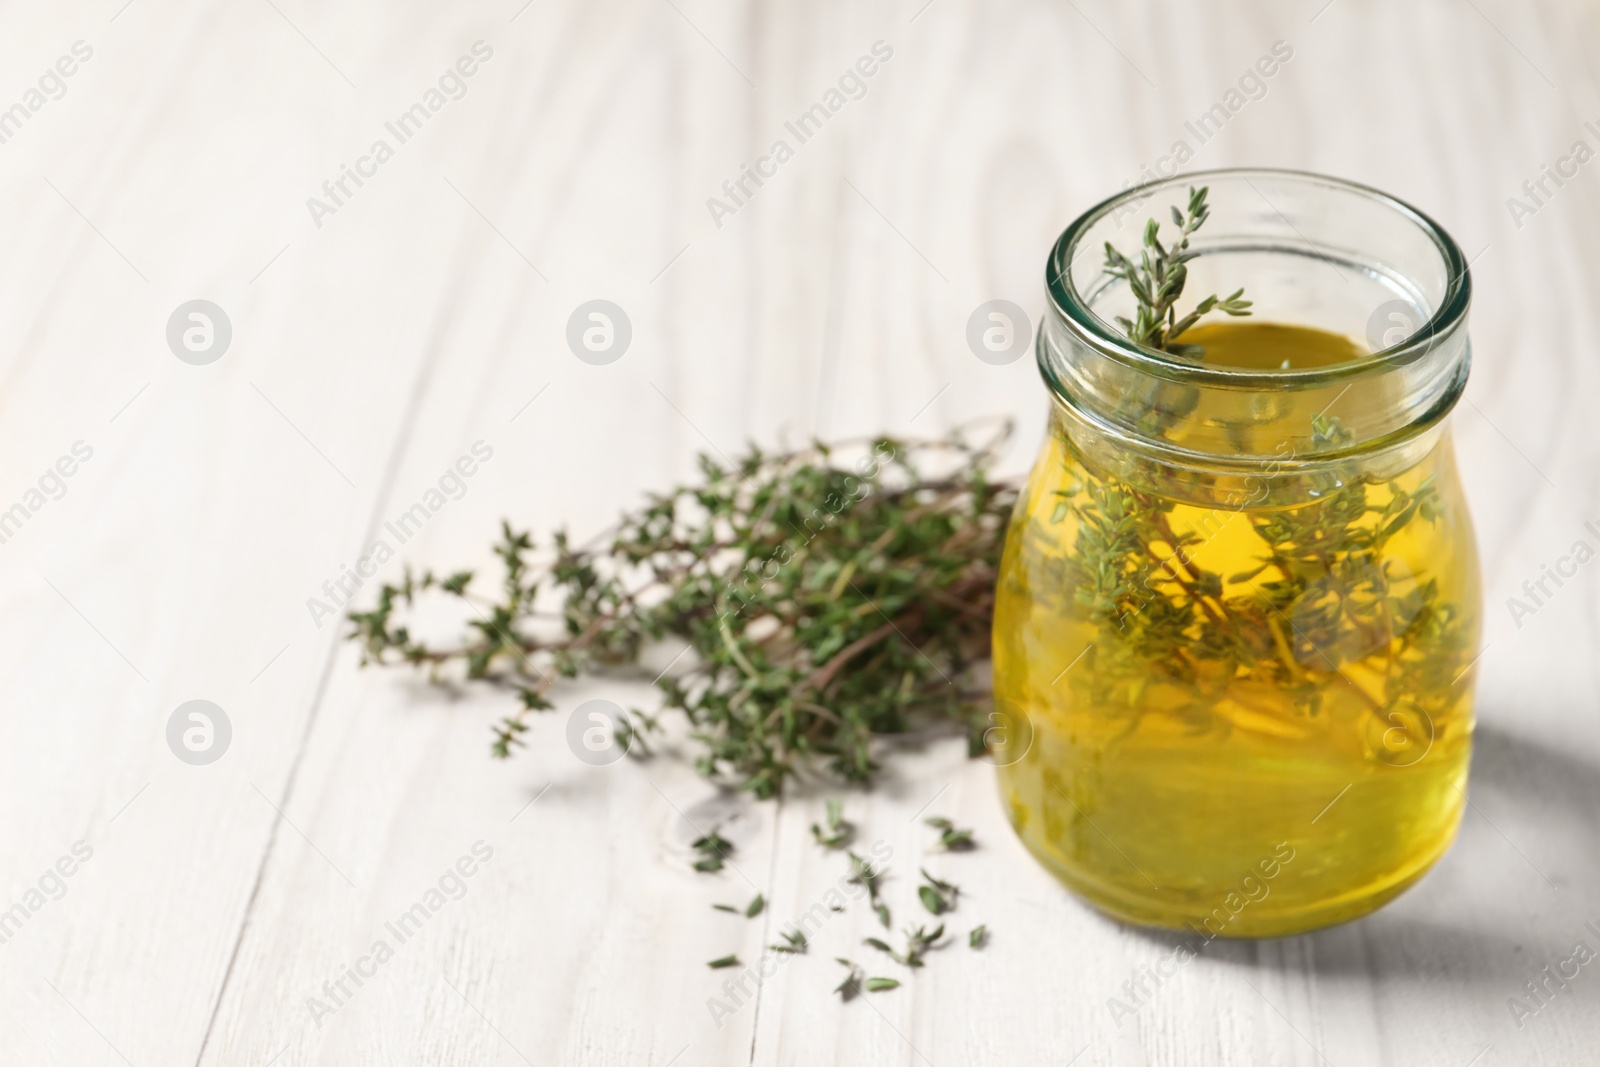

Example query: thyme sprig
[866,923,947,969]
[1048,425,1469,734]
[348,426,1016,798]
[1103,185,1252,356]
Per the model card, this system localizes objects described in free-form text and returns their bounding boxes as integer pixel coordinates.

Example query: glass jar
[993,169,1480,937]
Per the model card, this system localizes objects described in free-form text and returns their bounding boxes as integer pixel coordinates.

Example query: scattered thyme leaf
[969,924,987,949]
[745,893,765,918]
[865,977,901,992]
[872,923,947,968]
[691,831,734,873]
[921,868,959,899]
[811,798,854,849]
[847,851,891,927]
[924,816,975,851]
[834,959,864,1001]
[708,954,741,969]
[711,903,737,913]
[771,928,808,954]
[918,884,948,916]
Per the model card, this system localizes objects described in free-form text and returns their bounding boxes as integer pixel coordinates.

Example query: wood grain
[0,0,1597,1063]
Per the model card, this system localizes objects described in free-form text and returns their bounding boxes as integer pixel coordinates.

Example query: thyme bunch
[348,425,1016,798]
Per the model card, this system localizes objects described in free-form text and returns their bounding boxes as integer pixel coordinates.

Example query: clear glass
[992,169,1481,937]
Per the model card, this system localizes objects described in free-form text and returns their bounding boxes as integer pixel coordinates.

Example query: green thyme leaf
[918,868,958,915]
[812,798,854,849]
[834,958,864,1001]
[924,816,975,851]
[771,928,808,954]
[691,832,734,873]
[847,850,890,928]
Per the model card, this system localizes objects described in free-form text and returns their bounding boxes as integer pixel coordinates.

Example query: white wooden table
[1,1,1597,1063]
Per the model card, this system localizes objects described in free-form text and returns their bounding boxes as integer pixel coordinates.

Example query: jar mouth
[1044,167,1472,389]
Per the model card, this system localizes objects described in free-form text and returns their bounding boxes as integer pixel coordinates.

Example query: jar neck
[1037,305,1471,468]
[1038,168,1472,499]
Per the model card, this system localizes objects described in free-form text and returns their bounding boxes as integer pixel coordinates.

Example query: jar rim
[1044,167,1472,390]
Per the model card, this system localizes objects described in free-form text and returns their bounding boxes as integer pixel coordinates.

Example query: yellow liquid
[1180,318,1376,370]
[994,322,1481,936]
